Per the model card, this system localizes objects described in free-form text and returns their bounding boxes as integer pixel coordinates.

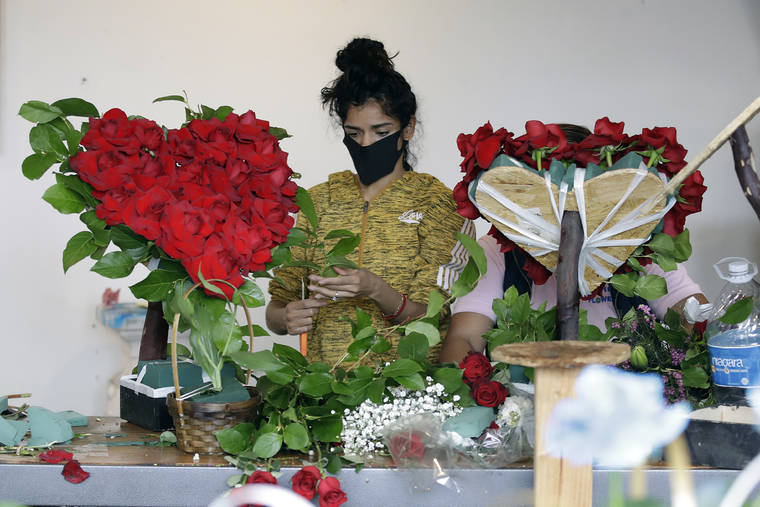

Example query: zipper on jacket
[359,200,369,266]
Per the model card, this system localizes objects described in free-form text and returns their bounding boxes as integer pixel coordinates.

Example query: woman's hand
[267,298,326,336]
[307,267,383,301]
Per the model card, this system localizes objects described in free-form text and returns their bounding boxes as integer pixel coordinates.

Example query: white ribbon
[471,163,676,295]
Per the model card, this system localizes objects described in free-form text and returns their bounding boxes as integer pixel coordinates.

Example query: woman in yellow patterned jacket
[266,38,473,364]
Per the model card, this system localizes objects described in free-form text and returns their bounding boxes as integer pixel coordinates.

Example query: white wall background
[1,0,758,415]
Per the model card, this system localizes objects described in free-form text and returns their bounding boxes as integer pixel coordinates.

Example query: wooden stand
[491,211,630,506]
[137,301,169,361]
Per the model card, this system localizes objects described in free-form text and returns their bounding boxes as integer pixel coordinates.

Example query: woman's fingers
[285,299,326,334]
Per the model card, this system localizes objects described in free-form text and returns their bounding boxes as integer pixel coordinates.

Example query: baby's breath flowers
[340,377,462,458]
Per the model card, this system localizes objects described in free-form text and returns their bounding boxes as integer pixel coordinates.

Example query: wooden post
[557,211,583,341]
[137,301,169,361]
[730,125,760,222]
[491,210,630,506]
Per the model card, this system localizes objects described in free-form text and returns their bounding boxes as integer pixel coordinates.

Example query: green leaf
[404,321,441,347]
[456,232,486,275]
[168,285,194,318]
[282,228,307,248]
[397,333,430,363]
[189,331,223,390]
[367,379,386,404]
[62,231,97,272]
[326,454,342,475]
[298,372,334,397]
[395,372,426,390]
[647,233,675,257]
[283,422,310,451]
[50,98,99,118]
[216,424,253,455]
[131,270,185,301]
[272,343,308,370]
[239,324,270,337]
[382,358,423,378]
[229,350,286,372]
[673,229,692,263]
[214,106,234,121]
[200,105,216,120]
[29,124,68,157]
[719,297,754,325]
[310,417,342,442]
[153,94,187,104]
[232,280,266,308]
[324,229,356,239]
[371,337,392,354]
[252,431,282,459]
[296,187,318,232]
[19,100,63,123]
[328,236,361,257]
[654,253,677,272]
[682,365,710,389]
[347,337,372,356]
[58,175,98,210]
[353,366,373,379]
[266,367,295,385]
[425,290,444,318]
[22,153,59,180]
[433,367,465,393]
[634,274,667,300]
[330,380,353,395]
[269,126,291,140]
[354,325,376,341]
[91,251,136,278]
[79,209,109,244]
[450,258,480,298]
[110,225,148,250]
[511,293,531,324]
[608,273,637,297]
[66,129,84,156]
[627,256,645,273]
[196,266,227,298]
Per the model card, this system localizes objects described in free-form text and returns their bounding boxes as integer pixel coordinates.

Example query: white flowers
[340,381,462,458]
[543,365,689,467]
[495,395,533,429]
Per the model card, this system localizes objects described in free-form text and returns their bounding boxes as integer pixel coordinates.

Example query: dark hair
[321,38,417,169]
[556,123,591,144]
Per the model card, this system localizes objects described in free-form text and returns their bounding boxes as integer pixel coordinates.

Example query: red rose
[62,460,90,484]
[470,380,509,407]
[123,186,174,241]
[459,351,492,384]
[593,117,626,141]
[317,476,347,507]
[389,432,425,460]
[183,233,245,298]
[158,201,214,259]
[39,449,73,463]
[246,470,278,485]
[87,108,140,154]
[236,110,270,143]
[132,118,165,152]
[453,181,480,220]
[291,465,321,500]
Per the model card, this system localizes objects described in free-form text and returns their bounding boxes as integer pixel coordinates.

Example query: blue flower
[544,365,690,467]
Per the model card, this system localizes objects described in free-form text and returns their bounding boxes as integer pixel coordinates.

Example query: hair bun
[335,38,394,74]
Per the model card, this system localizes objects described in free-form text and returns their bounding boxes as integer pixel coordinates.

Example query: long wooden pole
[730,125,760,221]
[640,96,760,215]
[556,211,583,341]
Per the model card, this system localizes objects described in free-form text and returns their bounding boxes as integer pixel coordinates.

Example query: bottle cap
[714,257,758,284]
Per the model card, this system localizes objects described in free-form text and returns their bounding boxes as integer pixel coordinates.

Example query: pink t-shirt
[452,235,703,331]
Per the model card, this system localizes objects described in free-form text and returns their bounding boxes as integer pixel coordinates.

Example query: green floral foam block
[0,396,7,413]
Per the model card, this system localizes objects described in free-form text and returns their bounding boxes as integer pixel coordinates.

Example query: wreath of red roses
[453,118,707,290]
[70,108,299,298]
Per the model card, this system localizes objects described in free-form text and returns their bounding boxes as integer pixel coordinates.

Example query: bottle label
[708,342,760,388]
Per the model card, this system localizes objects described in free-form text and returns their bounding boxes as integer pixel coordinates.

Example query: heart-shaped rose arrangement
[454,118,707,296]
[69,107,299,298]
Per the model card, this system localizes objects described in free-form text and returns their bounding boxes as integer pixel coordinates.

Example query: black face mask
[343,130,403,186]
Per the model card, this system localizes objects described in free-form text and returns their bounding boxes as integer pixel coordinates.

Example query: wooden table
[0,417,740,507]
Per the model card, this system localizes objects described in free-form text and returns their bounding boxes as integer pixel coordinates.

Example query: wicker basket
[167,386,261,454]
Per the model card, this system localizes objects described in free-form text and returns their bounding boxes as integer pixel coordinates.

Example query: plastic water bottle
[706,257,760,406]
